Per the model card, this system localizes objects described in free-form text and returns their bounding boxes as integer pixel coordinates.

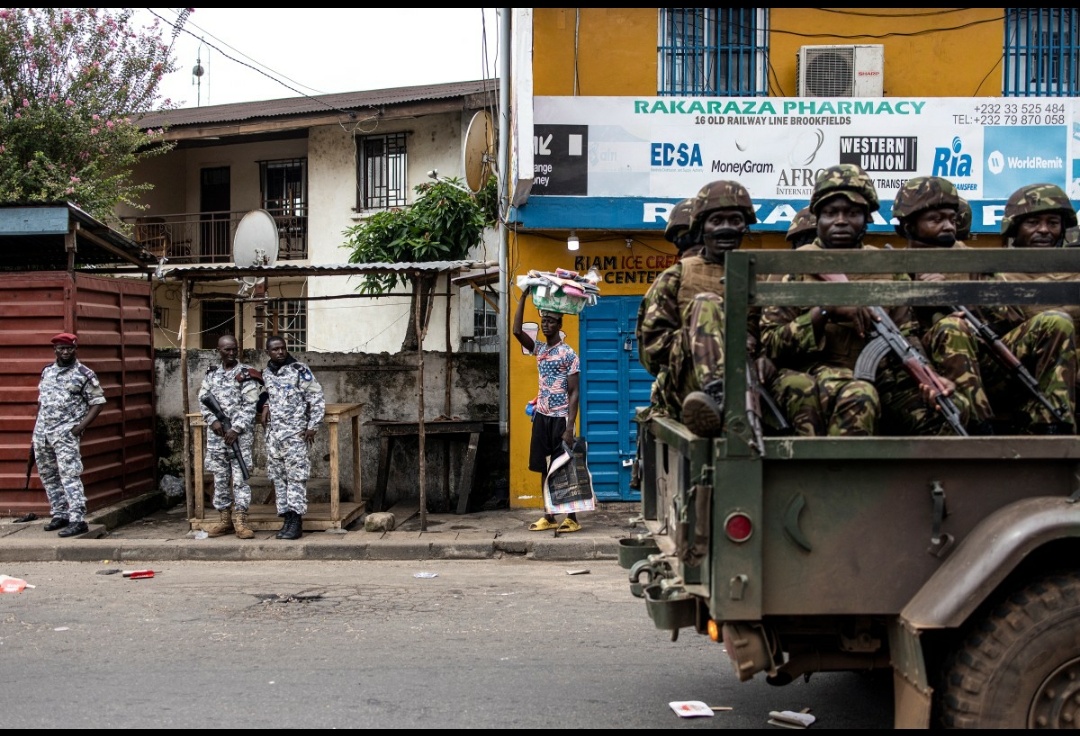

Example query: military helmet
[891,176,961,236]
[1001,183,1078,237]
[785,207,817,243]
[809,163,880,216]
[664,198,695,243]
[689,179,757,229]
[956,197,972,240]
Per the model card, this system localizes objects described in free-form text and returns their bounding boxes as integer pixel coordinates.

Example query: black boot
[44,516,68,532]
[682,380,725,437]
[279,512,303,540]
[275,511,295,539]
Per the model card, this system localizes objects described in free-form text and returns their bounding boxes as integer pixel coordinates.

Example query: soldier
[199,334,262,539]
[760,164,961,436]
[32,333,106,537]
[261,335,325,539]
[665,197,702,259]
[988,183,1079,433]
[636,179,759,437]
[892,176,996,435]
[956,197,972,242]
[785,206,817,248]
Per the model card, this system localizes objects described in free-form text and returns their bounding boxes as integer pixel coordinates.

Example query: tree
[0,8,179,226]
[342,175,497,350]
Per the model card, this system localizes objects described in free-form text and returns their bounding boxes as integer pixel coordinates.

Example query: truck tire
[939,571,1080,728]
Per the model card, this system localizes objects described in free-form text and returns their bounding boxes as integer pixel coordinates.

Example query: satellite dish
[463,110,496,194]
[233,209,279,268]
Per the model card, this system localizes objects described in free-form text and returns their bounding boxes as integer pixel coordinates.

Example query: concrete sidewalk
[0,493,645,564]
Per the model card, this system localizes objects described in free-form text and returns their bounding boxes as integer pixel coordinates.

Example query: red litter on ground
[0,575,35,593]
[122,570,154,579]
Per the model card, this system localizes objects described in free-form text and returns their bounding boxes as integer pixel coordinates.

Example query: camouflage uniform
[198,362,261,512]
[637,181,758,423]
[785,207,817,248]
[762,164,963,436]
[32,360,106,524]
[263,358,326,516]
[988,183,1080,430]
[956,197,972,241]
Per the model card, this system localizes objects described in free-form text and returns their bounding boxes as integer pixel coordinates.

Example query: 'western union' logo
[839,136,918,172]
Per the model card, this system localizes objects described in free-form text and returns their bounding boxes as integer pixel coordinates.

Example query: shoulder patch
[237,367,264,384]
[77,365,94,378]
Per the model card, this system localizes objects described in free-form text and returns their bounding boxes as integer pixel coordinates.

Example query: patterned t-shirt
[533,340,580,417]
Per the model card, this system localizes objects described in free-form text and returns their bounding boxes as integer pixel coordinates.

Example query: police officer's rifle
[953,305,1070,426]
[25,444,35,489]
[745,359,791,455]
[200,394,251,480]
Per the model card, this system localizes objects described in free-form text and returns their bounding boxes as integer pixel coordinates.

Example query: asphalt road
[0,559,892,728]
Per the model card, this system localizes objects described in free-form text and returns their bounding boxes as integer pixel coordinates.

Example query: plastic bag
[543,438,596,514]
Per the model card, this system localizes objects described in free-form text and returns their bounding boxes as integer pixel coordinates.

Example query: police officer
[956,197,972,242]
[761,164,958,436]
[199,334,262,539]
[785,207,817,248]
[261,335,326,539]
[989,183,1079,433]
[32,333,106,537]
[636,179,758,436]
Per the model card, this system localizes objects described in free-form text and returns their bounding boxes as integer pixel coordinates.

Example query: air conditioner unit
[797,44,884,97]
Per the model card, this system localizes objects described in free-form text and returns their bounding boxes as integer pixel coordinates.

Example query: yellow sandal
[557,518,582,533]
[529,517,559,531]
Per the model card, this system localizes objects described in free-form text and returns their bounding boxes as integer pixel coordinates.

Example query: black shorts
[529,412,567,473]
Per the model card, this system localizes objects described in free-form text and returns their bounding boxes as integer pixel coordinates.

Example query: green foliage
[343,177,488,293]
[0,8,178,225]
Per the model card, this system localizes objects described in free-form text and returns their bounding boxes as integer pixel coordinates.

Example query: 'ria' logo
[932,137,972,178]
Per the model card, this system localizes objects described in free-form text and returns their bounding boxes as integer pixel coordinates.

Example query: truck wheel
[939,571,1080,728]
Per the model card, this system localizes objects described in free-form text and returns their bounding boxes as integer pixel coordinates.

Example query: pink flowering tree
[0,8,181,225]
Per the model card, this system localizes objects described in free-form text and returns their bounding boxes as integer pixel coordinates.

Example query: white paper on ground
[768,710,816,728]
[669,701,715,718]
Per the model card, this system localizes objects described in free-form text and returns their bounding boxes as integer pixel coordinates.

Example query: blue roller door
[578,296,654,501]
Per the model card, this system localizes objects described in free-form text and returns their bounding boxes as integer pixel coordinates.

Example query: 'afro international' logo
[932,137,973,178]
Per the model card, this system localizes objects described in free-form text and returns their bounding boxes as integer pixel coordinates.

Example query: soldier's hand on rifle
[210,419,224,437]
[304,428,316,445]
[919,374,956,407]
[224,428,239,446]
[755,356,777,387]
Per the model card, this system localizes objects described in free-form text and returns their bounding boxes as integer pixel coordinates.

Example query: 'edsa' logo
[932,137,973,178]
[650,142,703,167]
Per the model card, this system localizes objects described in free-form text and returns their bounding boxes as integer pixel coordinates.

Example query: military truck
[624,246,1080,728]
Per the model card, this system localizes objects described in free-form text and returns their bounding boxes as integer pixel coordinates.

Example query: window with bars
[267,298,307,352]
[356,132,408,210]
[473,290,499,341]
[259,158,308,258]
[1004,8,1080,96]
[658,8,769,96]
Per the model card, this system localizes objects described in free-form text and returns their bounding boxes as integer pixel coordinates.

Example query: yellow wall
[512,8,1010,507]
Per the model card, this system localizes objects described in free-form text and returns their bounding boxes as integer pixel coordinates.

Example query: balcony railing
[124,208,307,264]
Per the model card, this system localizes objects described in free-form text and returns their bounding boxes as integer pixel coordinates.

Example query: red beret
[50,333,78,346]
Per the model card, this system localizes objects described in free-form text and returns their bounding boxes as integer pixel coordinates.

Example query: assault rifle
[25,444,35,489]
[851,306,968,436]
[200,393,251,480]
[953,305,1070,425]
[745,359,791,455]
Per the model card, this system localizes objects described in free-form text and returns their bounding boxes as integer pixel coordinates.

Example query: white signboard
[514,96,1079,233]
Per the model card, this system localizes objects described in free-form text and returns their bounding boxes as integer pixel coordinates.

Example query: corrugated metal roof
[0,202,156,270]
[138,79,498,130]
[157,259,495,281]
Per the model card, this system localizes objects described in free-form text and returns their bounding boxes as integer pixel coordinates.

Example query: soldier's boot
[206,507,234,537]
[233,509,255,539]
[681,380,725,438]
[279,511,303,541]
[275,510,296,539]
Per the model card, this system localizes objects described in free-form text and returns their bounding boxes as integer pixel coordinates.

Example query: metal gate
[579,296,653,501]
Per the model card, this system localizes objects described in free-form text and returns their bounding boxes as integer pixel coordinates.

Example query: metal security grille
[357,132,408,210]
[1004,8,1080,96]
[658,8,769,96]
[267,298,307,351]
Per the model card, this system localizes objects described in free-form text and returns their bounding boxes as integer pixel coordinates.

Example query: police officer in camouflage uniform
[665,197,702,259]
[761,164,962,436]
[989,183,1079,432]
[199,334,262,539]
[636,179,759,437]
[33,333,106,537]
[786,206,817,248]
[261,335,326,539]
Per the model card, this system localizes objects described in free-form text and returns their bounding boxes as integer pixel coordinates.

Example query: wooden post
[180,277,192,522]
[415,273,426,532]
